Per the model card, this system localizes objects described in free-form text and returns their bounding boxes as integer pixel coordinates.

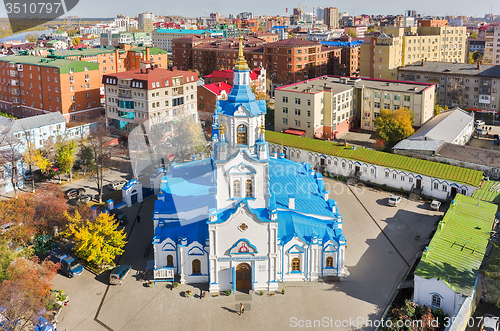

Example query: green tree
[62,211,127,268]
[78,145,95,176]
[472,51,484,63]
[467,52,474,64]
[56,139,77,181]
[373,108,414,149]
[347,28,357,38]
[468,32,478,39]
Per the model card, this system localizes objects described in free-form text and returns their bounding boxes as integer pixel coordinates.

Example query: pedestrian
[239,303,244,315]
[136,214,141,223]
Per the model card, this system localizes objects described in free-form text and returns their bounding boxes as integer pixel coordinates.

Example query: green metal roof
[128,46,167,55]
[265,131,483,187]
[414,194,496,296]
[54,48,119,57]
[0,55,99,74]
[472,181,500,205]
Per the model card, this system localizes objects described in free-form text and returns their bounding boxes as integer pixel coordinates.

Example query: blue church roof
[154,218,208,246]
[217,85,267,117]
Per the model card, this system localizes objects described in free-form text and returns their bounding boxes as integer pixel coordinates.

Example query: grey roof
[10,112,65,133]
[278,76,353,94]
[399,61,500,78]
[393,139,445,152]
[436,143,500,168]
[410,108,474,142]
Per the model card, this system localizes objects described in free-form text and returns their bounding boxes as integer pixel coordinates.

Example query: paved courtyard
[53,179,442,331]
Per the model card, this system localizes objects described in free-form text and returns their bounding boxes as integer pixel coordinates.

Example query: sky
[0,0,495,20]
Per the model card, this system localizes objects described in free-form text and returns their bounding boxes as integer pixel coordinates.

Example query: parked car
[476,128,484,135]
[47,247,83,278]
[430,200,441,211]
[76,194,93,205]
[109,208,128,225]
[23,170,32,181]
[475,120,486,127]
[388,195,402,207]
[109,265,131,285]
[109,180,128,191]
[481,314,500,331]
[64,188,86,199]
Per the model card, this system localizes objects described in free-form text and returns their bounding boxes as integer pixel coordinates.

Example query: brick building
[173,36,343,91]
[197,81,232,123]
[0,54,101,122]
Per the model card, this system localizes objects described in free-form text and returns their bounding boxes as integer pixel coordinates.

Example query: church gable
[229,239,258,255]
[234,105,250,116]
[228,162,257,175]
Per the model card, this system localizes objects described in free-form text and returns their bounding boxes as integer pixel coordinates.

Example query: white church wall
[414,275,464,317]
[269,144,476,200]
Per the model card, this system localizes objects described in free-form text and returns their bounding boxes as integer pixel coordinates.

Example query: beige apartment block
[275,77,354,140]
[484,24,500,65]
[275,76,435,138]
[103,65,198,135]
[398,61,500,112]
[360,26,467,80]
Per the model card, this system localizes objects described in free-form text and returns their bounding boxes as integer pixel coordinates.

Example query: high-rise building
[138,12,155,33]
[360,25,467,79]
[484,24,500,65]
[316,7,324,21]
[324,7,339,29]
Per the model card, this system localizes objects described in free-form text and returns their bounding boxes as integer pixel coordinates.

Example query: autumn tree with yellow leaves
[62,211,127,268]
[373,108,415,150]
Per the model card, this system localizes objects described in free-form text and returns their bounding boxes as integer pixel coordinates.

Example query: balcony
[117,110,135,119]
[118,84,131,89]
[118,91,133,99]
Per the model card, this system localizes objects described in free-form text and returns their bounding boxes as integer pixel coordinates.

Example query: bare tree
[448,78,466,109]
[87,123,113,203]
[0,122,22,196]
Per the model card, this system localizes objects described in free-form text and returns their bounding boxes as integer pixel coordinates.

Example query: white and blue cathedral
[152,38,346,292]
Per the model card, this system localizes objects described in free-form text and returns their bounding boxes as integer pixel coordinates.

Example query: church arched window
[233,180,241,197]
[326,256,333,268]
[167,255,174,266]
[237,124,247,145]
[246,179,253,198]
[192,259,201,274]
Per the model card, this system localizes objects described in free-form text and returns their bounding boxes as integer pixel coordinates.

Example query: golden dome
[233,36,250,71]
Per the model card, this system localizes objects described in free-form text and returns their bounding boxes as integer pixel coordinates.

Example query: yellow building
[360,26,467,80]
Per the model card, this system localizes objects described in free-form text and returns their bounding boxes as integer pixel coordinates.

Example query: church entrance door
[236,263,252,291]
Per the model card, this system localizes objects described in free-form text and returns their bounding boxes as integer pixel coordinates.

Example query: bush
[259,290,264,296]
[225,290,231,296]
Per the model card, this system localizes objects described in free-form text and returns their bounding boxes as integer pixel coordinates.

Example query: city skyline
[0,0,495,21]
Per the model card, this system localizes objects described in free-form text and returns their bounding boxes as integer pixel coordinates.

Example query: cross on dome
[233,36,250,72]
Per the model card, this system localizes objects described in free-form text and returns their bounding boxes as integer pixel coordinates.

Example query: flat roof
[415,194,496,296]
[399,61,500,78]
[0,55,99,73]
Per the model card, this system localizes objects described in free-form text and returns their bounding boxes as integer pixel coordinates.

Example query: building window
[283,118,288,124]
[295,98,300,105]
[283,96,288,103]
[246,179,253,198]
[192,259,201,274]
[291,257,300,272]
[167,255,174,266]
[326,256,333,268]
[442,185,447,191]
[233,180,241,197]
[294,109,300,116]
[433,182,439,189]
[404,95,411,102]
[237,124,247,145]
[282,107,288,114]
[431,294,441,308]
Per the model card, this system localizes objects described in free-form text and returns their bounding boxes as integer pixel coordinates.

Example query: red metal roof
[203,82,232,96]
[284,129,306,136]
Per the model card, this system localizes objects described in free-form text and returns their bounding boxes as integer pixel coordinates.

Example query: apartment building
[468,38,485,55]
[0,54,101,122]
[100,32,152,48]
[55,46,168,89]
[360,24,467,80]
[197,81,231,122]
[275,76,435,138]
[398,61,500,112]
[484,24,500,65]
[173,36,344,88]
[103,65,198,135]
[152,29,223,52]
[324,7,339,29]
[138,12,155,33]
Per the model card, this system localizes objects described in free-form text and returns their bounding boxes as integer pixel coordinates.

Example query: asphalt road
[52,179,443,331]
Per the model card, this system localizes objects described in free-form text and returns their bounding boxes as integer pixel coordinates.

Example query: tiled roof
[415,194,496,296]
[203,82,232,96]
[265,130,483,187]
